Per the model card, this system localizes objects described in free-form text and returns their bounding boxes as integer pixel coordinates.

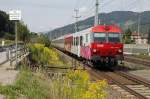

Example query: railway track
[53,48,150,99]
[100,71,150,99]
[124,55,150,67]
[85,65,150,99]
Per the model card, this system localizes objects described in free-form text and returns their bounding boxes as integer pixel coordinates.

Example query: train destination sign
[9,10,21,21]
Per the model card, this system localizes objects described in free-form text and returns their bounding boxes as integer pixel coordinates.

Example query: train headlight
[118,49,122,53]
[93,49,97,53]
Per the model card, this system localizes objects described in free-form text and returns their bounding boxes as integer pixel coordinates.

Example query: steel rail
[54,47,150,99]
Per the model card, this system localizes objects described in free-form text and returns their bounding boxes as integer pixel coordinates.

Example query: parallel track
[124,55,150,67]
[53,47,150,99]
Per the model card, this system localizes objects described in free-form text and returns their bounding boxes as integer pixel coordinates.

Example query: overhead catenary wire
[73,0,143,30]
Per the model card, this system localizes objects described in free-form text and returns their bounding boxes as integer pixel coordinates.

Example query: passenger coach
[52,25,124,66]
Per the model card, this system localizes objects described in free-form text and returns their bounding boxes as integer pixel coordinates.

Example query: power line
[77,0,93,9]
[81,8,95,20]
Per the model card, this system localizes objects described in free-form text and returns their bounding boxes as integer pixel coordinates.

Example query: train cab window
[108,33,121,43]
[94,33,106,42]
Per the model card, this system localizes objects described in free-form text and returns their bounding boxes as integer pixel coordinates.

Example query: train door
[77,36,81,57]
[76,37,80,57]
[78,36,83,57]
[72,36,78,55]
[72,37,76,55]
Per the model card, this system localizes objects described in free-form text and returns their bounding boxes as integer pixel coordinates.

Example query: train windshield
[93,33,121,43]
[93,33,106,42]
[108,33,121,43]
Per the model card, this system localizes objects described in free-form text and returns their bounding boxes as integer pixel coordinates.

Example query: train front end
[90,25,123,66]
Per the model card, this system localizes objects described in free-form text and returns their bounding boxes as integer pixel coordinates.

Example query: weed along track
[54,47,150,99]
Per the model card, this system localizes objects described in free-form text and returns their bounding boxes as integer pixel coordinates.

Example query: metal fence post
[10,50,12,66]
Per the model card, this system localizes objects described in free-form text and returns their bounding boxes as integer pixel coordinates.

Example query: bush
[49,70,108,99]
[28,43,63,67]
[0,68,108,99]
[0,67,52,99]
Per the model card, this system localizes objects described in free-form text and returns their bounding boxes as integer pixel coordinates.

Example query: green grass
[0,67,52,99]
[0,39,14,46]
[28,43,71,68]
[0,39,23,46]
[134,54,150,60]
[0,43,108,99]
[0,67,108,99]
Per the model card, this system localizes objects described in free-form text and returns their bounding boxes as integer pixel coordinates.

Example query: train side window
[73,38,74,45]
[75,37,76,46]
[88,34,90,42]
[80,36,83,46]
[75,38,76,46]
[76,37,78,46]
[75,37,77,46]
[76,37,79,46]
[86,34,88,42]
[73,37,75,46]
[72,38,73,45]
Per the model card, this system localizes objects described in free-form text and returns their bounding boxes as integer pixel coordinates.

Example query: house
[131,32,148,44]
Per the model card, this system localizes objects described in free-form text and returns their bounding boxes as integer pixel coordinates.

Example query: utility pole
[137,13,141,38]
[74,9,81,32]
[137,0,142,39]
[95,0,99,26]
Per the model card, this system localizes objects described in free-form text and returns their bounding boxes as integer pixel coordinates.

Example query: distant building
[131,31,148,44]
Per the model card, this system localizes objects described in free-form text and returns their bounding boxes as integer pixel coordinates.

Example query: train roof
[91,25,122,33]
[52,25,122,41]
[52,33,71,41]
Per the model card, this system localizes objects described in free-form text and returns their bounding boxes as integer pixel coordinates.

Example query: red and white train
[52,25,124,66]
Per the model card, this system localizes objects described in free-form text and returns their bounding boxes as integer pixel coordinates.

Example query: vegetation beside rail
[0,43,108,99]
[132,54,150,60]
[0,67,108,99]
[28,43,71,68]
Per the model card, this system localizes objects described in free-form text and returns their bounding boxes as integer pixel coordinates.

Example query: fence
[124,44,150,55]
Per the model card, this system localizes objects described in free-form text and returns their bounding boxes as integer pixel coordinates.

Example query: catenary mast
[95,0,99,26]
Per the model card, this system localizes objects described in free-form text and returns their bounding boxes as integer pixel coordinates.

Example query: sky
[0,0,150,32]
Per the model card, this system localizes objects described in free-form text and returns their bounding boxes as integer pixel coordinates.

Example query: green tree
[0,10,31,42]
[123,28,133,44]
[0,10,9,37]
[148,29,150,44]
[17,22,30,43]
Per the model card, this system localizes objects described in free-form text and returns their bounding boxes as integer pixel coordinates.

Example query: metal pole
[138,0,142,40]
[95,0,99,26]
[137,13,141,37]
[74,9,81,32]
[15,21,18,67]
